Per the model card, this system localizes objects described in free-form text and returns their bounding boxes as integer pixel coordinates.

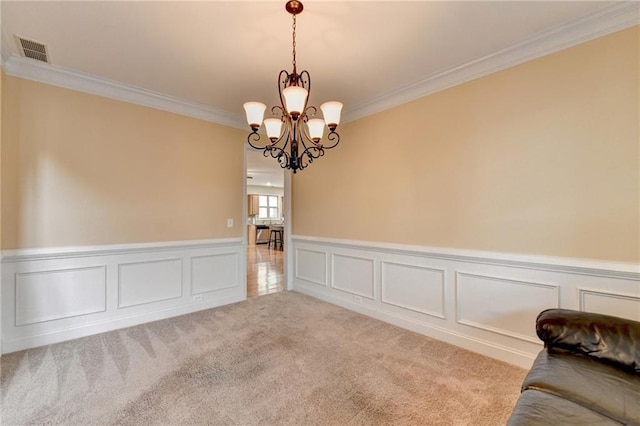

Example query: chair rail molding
[291,235,640,369]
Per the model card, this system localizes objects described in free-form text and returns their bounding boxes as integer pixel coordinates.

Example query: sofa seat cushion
[507,389,622,425]
[523,350,640,424]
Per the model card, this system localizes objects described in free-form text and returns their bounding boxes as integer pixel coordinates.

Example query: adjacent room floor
[247,243,284,297]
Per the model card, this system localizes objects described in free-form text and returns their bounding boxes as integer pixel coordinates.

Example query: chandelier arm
[299,124,312,146]
[277,70,291,108]
[299,70,311,112]
[269,112,288,144]
[267,146,290,170]
[296,151,310,171]
[299,70,310,91]
[303,144,325,160]
[247,127,286,151]
[270,123,291,156]
[247,131,264,150]
[292,119,302,171]
[270,134,289,158]
[271,105,285,116]
[279,154,291,169]
[323,130,341,149]
[297,128,325,170]
[264,140,284,157]
[302,105,317,121]
[298,145,325,172]
[272,148,291,169]
[266,132,292,170]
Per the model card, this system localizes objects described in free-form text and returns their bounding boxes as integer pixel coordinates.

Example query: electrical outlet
[227,218,234,228]
[354,295,363,304]
[193,295,203,302]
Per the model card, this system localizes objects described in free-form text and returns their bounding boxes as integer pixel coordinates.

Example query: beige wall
[2,75,245,249]
[0,70,3,247]
[293,27,640,263]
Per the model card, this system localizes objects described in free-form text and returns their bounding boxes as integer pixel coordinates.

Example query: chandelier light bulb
[283,86,308,119]
[243,102,267,131]
[320,101,343,131]
[264,118,284,141]
[307,118,325,142]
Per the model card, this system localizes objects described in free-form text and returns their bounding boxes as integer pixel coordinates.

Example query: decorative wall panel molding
[295,249,328,287]
[1,238,245,353]
[455,272,558,344]
[118,258,183,309]
[331,254,375,299]
[191,253,239,294]
[578,288,640,321]
[381,262,445,319]
[292,235,640,369]
[16,266,106,326]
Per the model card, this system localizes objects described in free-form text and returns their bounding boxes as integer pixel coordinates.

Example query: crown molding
[2,55,246,129]
[343,2,640,123]
[0,28,12,67]
[2,3,637,126]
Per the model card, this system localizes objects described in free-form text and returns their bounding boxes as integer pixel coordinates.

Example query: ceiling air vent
[16,36,50,63]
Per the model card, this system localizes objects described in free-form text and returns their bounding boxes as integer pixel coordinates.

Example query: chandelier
[243,0,343,173]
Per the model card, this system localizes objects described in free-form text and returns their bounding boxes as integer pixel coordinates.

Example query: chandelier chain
[292,14,297,70]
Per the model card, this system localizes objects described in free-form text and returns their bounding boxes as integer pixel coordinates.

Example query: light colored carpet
[1,291,526,425]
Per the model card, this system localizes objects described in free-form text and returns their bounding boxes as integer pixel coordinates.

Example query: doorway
[245,148,287,298]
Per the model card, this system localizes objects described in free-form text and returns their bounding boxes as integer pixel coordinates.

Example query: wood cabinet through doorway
[248,194,259,216]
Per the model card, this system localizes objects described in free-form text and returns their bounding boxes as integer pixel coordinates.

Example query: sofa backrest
[536,309,640,373]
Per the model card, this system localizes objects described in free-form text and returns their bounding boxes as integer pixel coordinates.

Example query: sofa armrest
[536,308,640,373]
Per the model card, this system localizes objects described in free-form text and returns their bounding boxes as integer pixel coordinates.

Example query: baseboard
[294,285,536,369]
[291,235,640,369]
[1,292,245,354]
[1,238,246,353]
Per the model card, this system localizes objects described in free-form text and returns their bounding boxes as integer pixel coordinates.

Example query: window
[258,195,280,219]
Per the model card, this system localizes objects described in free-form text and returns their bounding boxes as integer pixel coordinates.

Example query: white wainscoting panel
[291,235,640,369]
[456,272,558,344]
[381,262,445,319]
[191,253,239,294]
[331,254,374,299]
[118,259,183,308]
[1,238,245,353]
[579,289,640,321]
[16,266,106,326]
[295,249,327,286]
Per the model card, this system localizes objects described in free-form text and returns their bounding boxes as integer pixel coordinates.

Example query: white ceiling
[1,1,635,185]
[246,148,284,188]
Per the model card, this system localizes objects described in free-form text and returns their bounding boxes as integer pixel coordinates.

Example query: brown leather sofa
[508,309,640,425]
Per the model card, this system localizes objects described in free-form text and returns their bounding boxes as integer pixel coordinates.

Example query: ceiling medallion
[243,0,343,173]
